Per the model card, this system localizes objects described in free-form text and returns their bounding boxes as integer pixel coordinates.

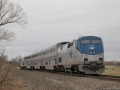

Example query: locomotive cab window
[92,40,101,43]
[61,46,63,50]
[81,40,90,44]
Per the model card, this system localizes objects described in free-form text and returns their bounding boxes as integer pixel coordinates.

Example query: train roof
[56,42,69,45]
[23,42,69,58]
[24,55,31,59]
[41,42,69,51]
[79,36,102,40]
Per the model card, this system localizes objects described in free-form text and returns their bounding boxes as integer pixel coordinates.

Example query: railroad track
[41,70,120,83]
[94,74,120,82]
[55,72,120,82]
[19,68,120,83]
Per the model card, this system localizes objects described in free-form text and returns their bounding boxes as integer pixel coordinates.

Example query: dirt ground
[15,68,120,90]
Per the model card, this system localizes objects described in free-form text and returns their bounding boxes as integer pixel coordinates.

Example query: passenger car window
[61,46,63,50]
[58,57,62,63]
[67,43,70,48]
[45,62,48,65]
[70,42,73,47]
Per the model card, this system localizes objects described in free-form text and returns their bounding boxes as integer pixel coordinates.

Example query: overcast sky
[1,0,120,61]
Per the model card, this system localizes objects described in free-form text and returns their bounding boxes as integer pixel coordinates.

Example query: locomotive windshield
[80,40,102,44]
[81,40,90,44]
[92,40,101,43]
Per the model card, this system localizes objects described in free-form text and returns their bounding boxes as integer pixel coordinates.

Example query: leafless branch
[0,28,15,42]
[0,0,27,27]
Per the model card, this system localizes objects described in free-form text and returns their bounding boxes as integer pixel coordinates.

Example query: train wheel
[43,66,45,70]
[78,71,84,75]
[65,68,72,73]
[54,66,57,71]
[81,72,85,75]
[71,65,75,73]
[40,66,42,70]
[33,66,34,70]
[24,66,26,70]
[65,68,67,73]
[31,66,33,70]
[60,66,65,72]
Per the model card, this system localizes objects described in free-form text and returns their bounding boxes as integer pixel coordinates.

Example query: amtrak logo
[89,47,95,49]
[89,45,95,49]
[69,52,72,58]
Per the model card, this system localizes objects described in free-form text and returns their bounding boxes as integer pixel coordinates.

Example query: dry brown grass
[102,65,120,76]
[0,62,23,90]
[0,78,23,90]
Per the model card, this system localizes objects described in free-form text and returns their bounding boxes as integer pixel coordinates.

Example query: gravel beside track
[15,68,120,90]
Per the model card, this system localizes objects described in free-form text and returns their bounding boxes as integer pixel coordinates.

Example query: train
[20,36,105,74]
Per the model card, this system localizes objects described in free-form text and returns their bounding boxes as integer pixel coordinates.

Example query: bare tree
[0,0,26,89]
[0,47,6,59]
[0,0,27,27]
[0,28,15,42]
[0,0,27,42]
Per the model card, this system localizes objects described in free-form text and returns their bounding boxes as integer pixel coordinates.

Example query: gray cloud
[1,0,120,61]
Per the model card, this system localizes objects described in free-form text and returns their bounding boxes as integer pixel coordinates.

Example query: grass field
[102,65,120,76]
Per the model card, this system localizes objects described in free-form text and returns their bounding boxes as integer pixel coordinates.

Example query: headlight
[91,51,95,54]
